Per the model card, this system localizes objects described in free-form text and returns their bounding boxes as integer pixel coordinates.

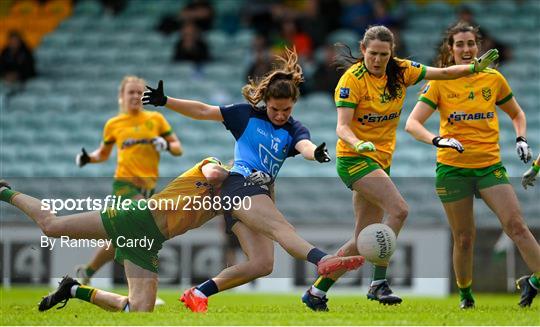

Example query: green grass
[1,287,538,325]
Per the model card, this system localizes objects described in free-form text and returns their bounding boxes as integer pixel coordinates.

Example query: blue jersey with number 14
[220,103,310,178]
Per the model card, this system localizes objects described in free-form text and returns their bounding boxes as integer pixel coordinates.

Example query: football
[357,223,396,265]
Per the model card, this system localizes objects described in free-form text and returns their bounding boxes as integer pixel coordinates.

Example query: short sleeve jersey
[150,157,221,238]
[103,110,173,189]
[334,59,426,169]
[418,69,513,168]
[219,103,310,178]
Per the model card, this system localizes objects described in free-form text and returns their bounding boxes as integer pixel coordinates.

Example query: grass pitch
[1,287,538,325]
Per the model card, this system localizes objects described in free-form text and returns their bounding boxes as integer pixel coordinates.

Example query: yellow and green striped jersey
[418,69,513,168]
[151,157,221,238]
[103,110,172,189]
[334,58,426,169]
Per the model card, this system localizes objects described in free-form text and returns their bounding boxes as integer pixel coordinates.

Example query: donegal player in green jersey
[74,75,183,286]
[302,25,499,310]
[405,21,540,309]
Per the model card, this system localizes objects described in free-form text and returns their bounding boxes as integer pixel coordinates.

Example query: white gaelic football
[357,223,396,265]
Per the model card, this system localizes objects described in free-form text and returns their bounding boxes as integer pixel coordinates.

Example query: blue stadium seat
[73,0,102,16]
[327,29,360,52]
[203,63,244,81]
[7,95,39,111]
[40,32,72,49]
[165,63,197,80]
[58,16,95,32]
[234,29,255,49]
[24,78,53,95]
[489,0,518,15]
[205,30,229,50]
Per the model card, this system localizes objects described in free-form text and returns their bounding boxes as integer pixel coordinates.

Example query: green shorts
[337,156,391,189]
[100,200,167,273]
[112,180,154,199]
[435,162,510,203]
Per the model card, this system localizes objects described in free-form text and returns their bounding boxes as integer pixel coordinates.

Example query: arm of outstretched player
[336,108,361,147]
[163,133,183,156]
[498,97,527,138]
[498,97,531,163]
[89,143,114,163]
[76,142,114,167]
[405,101,437,144]
[142,80,223,121]
[405,101,464,153]
[295,140,331,163]
[424,49,499,80]
[201,163,229,187]
[336,107,375,153]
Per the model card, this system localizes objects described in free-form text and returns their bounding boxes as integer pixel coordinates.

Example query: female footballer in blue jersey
[143,47,366,312]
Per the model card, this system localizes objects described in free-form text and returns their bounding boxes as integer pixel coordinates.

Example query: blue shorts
[221,173,271,233]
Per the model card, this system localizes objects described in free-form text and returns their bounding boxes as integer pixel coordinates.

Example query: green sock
[373,265,387,281]
[530,274,540,289]
[0,188,19,203]
[313,276,335,292]
[459,286,474,301]
[75,285,97,303]
[85,267,96,278]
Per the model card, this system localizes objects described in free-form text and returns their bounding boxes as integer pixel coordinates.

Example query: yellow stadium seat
[27,15,59,34]
[20,30,42,49]
[0,16,25,33]
[42,0,72,21]
[0,33,7,51]
[9,0,39,17]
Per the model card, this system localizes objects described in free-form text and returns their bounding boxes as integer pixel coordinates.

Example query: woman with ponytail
[406,21,539,309]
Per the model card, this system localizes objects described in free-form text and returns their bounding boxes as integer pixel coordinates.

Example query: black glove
[246,170,273,186]
[142,80,168,107]
[76,148,91,167]
[314,142,331,163]
[432,136,464,153]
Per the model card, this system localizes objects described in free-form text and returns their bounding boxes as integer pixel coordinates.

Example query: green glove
[471,49,499,73]
[353,140,376,153]
[521,163,539,190]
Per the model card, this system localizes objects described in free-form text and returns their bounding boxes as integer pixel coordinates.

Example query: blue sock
[196,279,219,297]
[307,248,328,265]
